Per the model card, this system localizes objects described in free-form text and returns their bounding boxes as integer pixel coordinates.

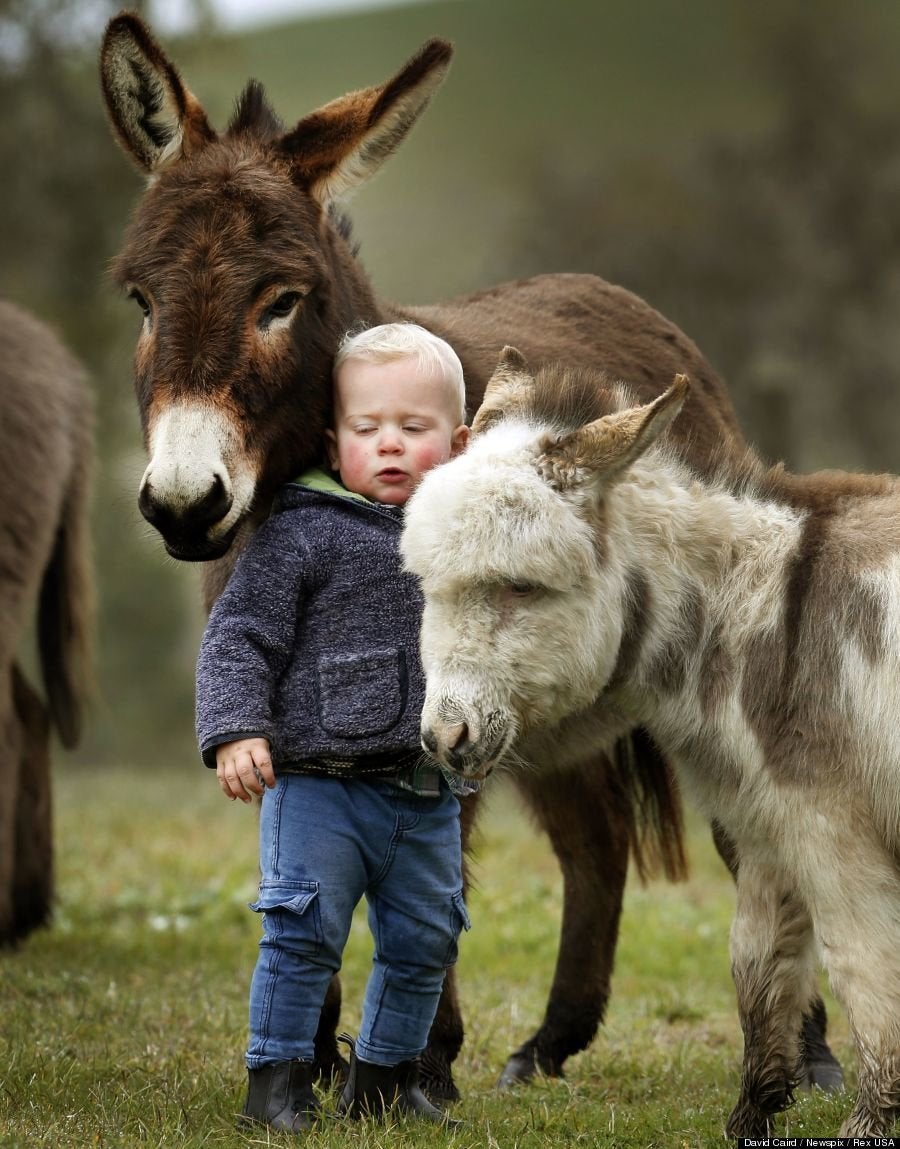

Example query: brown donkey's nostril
[139,472,232,534]
[195,472,232,524]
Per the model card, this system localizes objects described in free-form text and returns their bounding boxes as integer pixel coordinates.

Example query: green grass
[0,767,853,1147]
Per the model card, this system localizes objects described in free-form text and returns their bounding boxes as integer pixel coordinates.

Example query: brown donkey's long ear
[471,346,535,435]
[277,39,453,204]
[101,13,216,175]
[538,374,690,491]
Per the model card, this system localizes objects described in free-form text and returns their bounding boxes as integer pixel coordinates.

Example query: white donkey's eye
[506,581,539,597]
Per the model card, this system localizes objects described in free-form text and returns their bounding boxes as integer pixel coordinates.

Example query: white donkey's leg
[807,838,900,1137]
[725,858,817,1139]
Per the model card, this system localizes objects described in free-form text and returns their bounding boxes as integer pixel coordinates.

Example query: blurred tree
[0,0,209,766]
[502,0,900,473]
[0,0,142,330]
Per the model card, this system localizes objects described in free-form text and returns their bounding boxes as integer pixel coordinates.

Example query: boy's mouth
[376,468,408,482]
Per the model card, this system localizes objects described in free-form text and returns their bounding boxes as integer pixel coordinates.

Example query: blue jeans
[246,774,469,1068]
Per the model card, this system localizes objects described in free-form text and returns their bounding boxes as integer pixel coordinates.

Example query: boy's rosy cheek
[413,443,447,471]
[341,442,370,472]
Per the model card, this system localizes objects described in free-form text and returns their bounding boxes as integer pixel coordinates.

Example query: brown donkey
[0,300,93,945]
[99,15,838,1097]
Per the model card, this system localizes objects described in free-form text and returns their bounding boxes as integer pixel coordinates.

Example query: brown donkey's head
[101,15,452,559]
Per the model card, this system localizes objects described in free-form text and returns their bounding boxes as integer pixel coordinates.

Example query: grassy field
[0,766,853,1147]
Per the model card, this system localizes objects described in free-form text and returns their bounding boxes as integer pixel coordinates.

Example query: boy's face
[326,356,468,504]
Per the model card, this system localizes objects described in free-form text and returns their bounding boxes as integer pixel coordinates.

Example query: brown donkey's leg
[419,790,479,1103]
[11,665,53,942]
[313,975,348,1085]
[496,760,632,1085]
[711,821,843,1093]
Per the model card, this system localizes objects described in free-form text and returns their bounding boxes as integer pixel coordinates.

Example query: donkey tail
[37,423,95,750]
[615,727,688,883]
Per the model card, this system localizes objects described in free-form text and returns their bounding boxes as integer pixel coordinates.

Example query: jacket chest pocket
[317,648,408,738]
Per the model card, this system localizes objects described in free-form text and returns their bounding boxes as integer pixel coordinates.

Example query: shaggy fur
[0,300,94,945]
[100,16,834,1096]
[404,355,900,1135]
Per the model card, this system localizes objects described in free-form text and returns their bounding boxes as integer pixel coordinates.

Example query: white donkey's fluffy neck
[611,451,805,594]
[600,451,806,737]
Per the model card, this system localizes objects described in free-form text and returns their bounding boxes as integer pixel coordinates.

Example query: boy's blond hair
[334,323,467,425]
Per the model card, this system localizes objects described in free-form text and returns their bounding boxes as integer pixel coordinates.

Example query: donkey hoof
[725,1104,771,1140]
[497,1052,563,1090]
[798,1059,845,1095]
[418,1051,461,1105]
[312,1049,349,1089]
[497,1055,536,1089]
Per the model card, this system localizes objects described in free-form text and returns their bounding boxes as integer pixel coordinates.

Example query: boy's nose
[378,432,403,453]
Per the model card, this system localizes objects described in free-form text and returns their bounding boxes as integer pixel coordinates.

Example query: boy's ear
[324,428,340,472]
[450,424,469,458]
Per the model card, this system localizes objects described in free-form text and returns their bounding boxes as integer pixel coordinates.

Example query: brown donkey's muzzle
[138,472,235,561]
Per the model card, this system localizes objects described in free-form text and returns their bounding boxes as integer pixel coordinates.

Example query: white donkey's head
[402,348,688,781]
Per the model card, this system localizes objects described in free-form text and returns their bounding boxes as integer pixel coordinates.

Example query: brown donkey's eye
[260,292,302,327]
[128,287,151,317]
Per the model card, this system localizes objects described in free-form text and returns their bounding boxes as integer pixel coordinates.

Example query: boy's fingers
[214,740,272,800]
[247,742,275,784]
[253,754,276,788]
[219,759,254,802]
[235,752,265,795]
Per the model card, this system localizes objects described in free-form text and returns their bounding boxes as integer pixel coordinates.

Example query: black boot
[239,1060,320,1133]
[337,1037,460,1126]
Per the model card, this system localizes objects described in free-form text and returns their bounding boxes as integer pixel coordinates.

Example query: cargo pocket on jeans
[249,880,323,955]
[444,889,472,966]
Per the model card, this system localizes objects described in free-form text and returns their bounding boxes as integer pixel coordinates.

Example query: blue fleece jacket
[195,473,427,772]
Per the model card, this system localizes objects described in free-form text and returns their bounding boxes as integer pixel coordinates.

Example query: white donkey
[402,348,900,1138]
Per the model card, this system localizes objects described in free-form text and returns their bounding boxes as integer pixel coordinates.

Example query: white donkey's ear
[277,39,452,205]
[537,374,689,491]
[101,13,216,176]
[471,346,535,435]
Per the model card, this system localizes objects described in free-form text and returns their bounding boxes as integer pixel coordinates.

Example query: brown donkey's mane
[228,81,285,141]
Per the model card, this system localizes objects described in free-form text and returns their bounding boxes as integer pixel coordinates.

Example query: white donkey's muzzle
[420,696,516,777]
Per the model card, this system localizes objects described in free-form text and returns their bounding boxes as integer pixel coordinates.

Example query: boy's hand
[216,738,275,803]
